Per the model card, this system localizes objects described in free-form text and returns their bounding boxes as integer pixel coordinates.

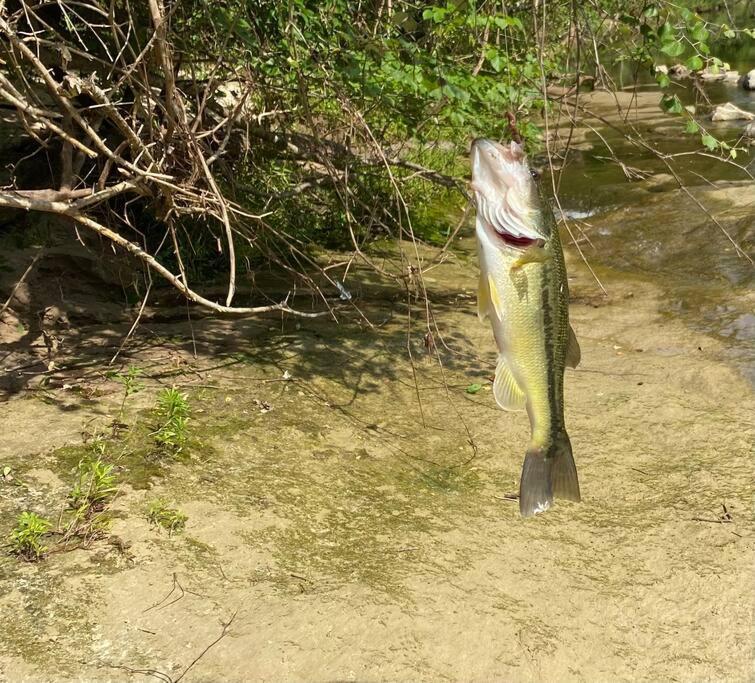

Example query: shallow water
[546,75,755,384]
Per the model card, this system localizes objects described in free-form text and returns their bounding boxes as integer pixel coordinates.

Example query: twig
[0,251,41,317]
[173,611,237,683]
[142,572,185,613]
[110,277,152,364]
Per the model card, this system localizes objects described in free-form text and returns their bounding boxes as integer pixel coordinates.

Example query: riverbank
[0,202,752,680]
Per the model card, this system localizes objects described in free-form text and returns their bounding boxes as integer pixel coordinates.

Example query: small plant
[10,511,52,561]
[153,388,190,453]
[59,456,118,548]
[147,499,188,535]
[69,457,118,514]
[108,366,143,418]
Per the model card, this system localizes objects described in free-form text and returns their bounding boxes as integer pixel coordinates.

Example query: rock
[740,69,755,90]
[698,68,739,83]
[668,64,690,79]
[745,122,755,138]
[698,68,726,82]
[643,173,676,193]
[710,102,755,122]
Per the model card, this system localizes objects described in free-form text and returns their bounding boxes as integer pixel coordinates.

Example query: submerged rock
[643,173,677,192]
[744,122,755,139]
[740,69,755,90]
[710,102,755,122]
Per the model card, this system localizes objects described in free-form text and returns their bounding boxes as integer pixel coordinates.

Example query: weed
[107,366,143,418]
[7,452,119,561]
[9,512,52,561]
[57,456,119,548]
[147,499,188,535]
[153,387,190,453]
[69,457,117,513]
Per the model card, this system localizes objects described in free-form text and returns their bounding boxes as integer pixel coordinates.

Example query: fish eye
[529,169,541,181]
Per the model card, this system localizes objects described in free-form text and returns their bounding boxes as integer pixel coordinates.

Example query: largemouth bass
[471,138,581,517]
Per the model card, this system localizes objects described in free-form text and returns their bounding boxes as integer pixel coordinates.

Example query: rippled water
[547,44,755,383]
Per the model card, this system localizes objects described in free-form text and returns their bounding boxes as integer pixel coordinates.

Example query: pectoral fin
[477,273,490,322]
[565,324,581,368]
[487,273,504,322]
[493,356,526,412]
[511,245,549,270]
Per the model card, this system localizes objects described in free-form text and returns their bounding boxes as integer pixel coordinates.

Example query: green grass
[147,499,188,535]
[69,456,117,514]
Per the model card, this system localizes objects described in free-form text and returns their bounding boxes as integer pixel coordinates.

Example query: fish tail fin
[519,433,580,518]
[519,448,553,518]
[551,431,581,503]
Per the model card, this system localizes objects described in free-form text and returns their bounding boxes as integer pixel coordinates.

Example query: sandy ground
[0,198,753,682]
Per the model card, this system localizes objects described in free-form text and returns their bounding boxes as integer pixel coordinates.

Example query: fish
[470,138,581,518]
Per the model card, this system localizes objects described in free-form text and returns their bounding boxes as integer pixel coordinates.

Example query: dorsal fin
[494,356,526,412]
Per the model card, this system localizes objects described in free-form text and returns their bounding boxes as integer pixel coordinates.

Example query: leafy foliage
[0,0,751,306]
[147,499,188,536]
[153,388,190,454]
[9,512,52,561]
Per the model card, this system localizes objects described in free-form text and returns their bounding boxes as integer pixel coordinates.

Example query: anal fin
[493,356,526,412]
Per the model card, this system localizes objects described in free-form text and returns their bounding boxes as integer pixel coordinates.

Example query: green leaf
[655,71,670,88]
[660,40,685,57]
[659,22,674,40]
[660,94,684,114]
[684,119,699,134]
[643,4,659,18]
[690,23,709,42]
[465,383,482,394]
[486,48,506,73]
[701,134,718,151]
[686,55,703,71]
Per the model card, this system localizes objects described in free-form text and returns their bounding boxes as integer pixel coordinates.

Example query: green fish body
[472,138,581,517]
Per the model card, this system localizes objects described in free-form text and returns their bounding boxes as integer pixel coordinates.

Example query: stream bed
[0,74,753,682]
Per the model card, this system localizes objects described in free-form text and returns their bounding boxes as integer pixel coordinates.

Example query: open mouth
[497,231,541,249]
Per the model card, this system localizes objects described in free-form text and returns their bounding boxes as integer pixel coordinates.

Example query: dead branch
[0,0,465,327]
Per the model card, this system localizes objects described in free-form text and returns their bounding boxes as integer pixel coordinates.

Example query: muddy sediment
[0,194,753,681]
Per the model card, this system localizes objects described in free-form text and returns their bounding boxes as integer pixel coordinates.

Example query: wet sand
[0,196,752,681]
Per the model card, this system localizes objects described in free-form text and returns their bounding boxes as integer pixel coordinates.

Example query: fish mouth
[498,233,542,249]
[471,137,525,163]
[470,138,544,250]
